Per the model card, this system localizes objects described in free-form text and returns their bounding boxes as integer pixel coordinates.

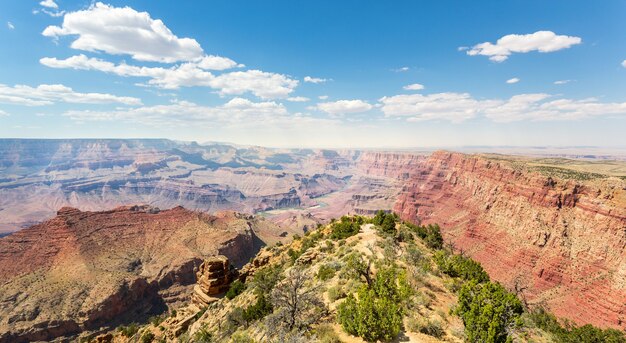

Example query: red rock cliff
[0,205,277,342]
[394,151,626,330]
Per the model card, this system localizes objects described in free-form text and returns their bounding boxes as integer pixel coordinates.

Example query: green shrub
[230,332,256,343]
[372,210,399,234]
[412,318,444,338]
[327,285,346,302]
[454,280,523,343]
[407,223,444,250]
[118,323,139,337]
[242,294,273,323]
[337,264,410,342]
[140,332,155,343]
[317,264,337,281]
[529,307,626,343]
[314,323,342,343]
[434,251,489,284]
[251,264,282,295]
[226,279,246,300]
[330,216,364,239]
[338,287,403,342]
[193,324,213,342]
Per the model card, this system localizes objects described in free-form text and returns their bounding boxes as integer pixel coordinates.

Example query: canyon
[0,139,625,339]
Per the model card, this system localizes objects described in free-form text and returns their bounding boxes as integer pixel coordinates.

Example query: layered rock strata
[394,151,626,330]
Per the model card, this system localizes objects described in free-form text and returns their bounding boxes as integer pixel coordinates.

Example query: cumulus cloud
[62,97,338,130]
[211,70,298,98]
[304,76,328,84]
[7,22,14,30]
[0,110,8,116]
[0,83,142,106]
[197,55,243,70]
[316,100,373,115]
[622,60,626,68]
[506,78,520,84]
[379,93,489,122]
[42,2,204,63]
[403,83,425,91]
[40,0,58,9]
[554,80,571,85]
[41,55,297,98]
[379,92,626,122]
[466,31,582,62]
[286,96,310,102]
[318,95,329,100]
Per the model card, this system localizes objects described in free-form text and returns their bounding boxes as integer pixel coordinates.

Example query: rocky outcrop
[394,151,626,330]
[0,206,277,342]
[191,256,237,307]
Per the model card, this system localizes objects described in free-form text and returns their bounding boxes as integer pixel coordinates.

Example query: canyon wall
[393,151,626,330]
[0,205,285,342]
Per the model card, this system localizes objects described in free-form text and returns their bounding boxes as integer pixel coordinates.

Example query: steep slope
[394,151,626,330]
[0,205,286,343]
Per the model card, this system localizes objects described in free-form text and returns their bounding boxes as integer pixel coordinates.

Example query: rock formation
[191,256,237,307]
[393,151,626,330]
[0,206,284,342]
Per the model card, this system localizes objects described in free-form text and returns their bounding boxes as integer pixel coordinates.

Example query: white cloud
[316,100,373,115]
[0,83,142,106]
[554,80,571,85]
[403,83,425,91]
[304,76,327,84]
[380,91,626,122]
[318,95,329,100]
[622,60,626,68]
[0,110,8,116]
[210,70,298,98]
[62,97,338,131]
[466,31,582,62]
[42,2,203,63]
[287,96,310,102]
[40,55,297,98]
[197,55,243,71]
[7,22,14,30]
[379,93,489,122]
[40,0,58,9]
[506,78,520,84]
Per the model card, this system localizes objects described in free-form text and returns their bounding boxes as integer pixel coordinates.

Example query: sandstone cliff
[0,205,283,342]
[394,151,626,330]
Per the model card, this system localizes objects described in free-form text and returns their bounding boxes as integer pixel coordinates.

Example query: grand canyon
[2,2,626,341]
[0,139,625,341]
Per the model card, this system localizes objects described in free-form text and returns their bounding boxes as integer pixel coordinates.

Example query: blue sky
[0,0,625,148]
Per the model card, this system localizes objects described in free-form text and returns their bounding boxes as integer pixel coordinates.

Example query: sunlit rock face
[394,151,626,330]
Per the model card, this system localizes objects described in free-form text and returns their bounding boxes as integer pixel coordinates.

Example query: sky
[0,0,625,148]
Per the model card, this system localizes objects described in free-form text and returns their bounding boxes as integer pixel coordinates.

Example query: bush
[330,216,364,239]
[242,294,273,323]
[337,265,410,342]
[317,264,336,281]
[529,307,626,343]
[193,324,213,342]
[434,251,489,284]
[327,285,346,302]
[140,332,155,343]
[314,323,342,343]
[118,323,139,337]
[226,279,246,300]
[251,264,282,295]
[454,280,523,343]
[230,332,256,343]
[407,223,444,250]
[412,318,445,338]
[372,210,399,234]
[338,287,403,342]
